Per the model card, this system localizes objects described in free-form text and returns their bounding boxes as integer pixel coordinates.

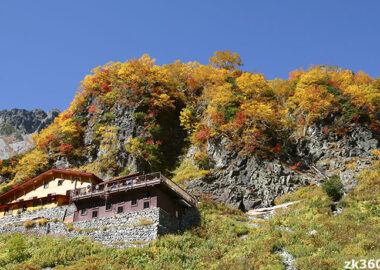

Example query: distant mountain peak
[0,108,60,159]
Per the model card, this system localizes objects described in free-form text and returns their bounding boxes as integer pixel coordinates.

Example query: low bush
[134,218,154,227]
[322,175,344,201]
[23,220,36,228]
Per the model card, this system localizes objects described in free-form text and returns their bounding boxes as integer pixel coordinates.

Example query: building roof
[101,172,141,185]
[0,169,102,202]
[0,194,69,209]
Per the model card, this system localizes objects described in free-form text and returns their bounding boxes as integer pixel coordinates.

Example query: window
[143,191,150,198]
[33,201,41,207]
[117,206,124,214]
[143,201,150,209]
[81,208,87,215]
[43,199,52,205]
[44,182,49,189]
[21,204,27,212]
[131,199,137,206]
[57,180,63,186]
[92,211,98,218]
[106,203,112,211]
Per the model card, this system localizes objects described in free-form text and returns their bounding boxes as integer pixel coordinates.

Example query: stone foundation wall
[0,205,75,227]
[0,207,199,247]
[73,208,160,229]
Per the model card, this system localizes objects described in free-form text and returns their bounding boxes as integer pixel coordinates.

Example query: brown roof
[0,194,69,209]
[0,169,102,202]
[101,172,141,185]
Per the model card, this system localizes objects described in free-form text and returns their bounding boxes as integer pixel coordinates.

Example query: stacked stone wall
[0,207,199,247]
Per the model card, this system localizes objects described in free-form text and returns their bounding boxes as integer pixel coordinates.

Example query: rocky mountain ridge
[0,109,59,159]
[0,56,378,213]
[184,124,378,210]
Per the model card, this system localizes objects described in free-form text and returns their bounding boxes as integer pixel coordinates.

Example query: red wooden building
[70,172,197,222]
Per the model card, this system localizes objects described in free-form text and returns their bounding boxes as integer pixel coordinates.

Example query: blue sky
[0,1,379,111]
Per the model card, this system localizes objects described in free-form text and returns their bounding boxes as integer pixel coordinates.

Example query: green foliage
[194,152,212,170]
[1,233,29,265]
[0,124,16,136]
[0,185,12,195]
[102,112,115,122]
[322,175,344,201]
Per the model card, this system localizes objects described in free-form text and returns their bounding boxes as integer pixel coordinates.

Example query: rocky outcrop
[184,125,378,210]
[0,109,59,159]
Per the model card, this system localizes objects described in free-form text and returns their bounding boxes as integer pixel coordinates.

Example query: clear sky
[0,1,379,111]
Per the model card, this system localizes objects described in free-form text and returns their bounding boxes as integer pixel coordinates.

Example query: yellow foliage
[179,107,197,131]
[288,85,336,122]
[13,149,48,184]
[236,72,270,98]
[209,50,243,71]
[152,93,176,110]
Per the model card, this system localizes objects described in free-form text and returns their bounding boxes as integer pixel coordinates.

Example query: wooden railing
[69,172,197,206]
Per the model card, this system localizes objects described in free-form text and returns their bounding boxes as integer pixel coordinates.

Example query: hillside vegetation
[0,51,379,191]
[0,159,378,269]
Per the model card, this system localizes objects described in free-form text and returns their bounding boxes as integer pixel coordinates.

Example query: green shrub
[322,175,344,201]
[0,185,13,195]
[5,233,29,263]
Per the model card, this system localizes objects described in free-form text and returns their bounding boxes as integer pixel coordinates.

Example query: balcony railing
[69,172,197,206]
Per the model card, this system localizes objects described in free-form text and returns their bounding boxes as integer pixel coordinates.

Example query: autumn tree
[209,50,243,71]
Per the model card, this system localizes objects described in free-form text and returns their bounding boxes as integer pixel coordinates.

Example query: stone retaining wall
[0,205,75,227]
[0,206,199,247]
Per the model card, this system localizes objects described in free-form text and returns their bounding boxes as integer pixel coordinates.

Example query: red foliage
[100,82,112,93]
[326,80,340,89]
[232,70,242,77]
[146,139,154,145]
[88,105,97,113]
[186,74,198,90]
[210,111,225,125]
[38,134,56,148]
[61,111,73,121]
[289,70,303,80]
[297,115,305,125]
[352,114,360,121]
[323,126,329,134]
[272,143,281,153]
[290,161,301,170]
[196,126,211,142]
[156,140,162,146]
[245,142,256,152]
[234,111,246,126]
[59,144,74,154]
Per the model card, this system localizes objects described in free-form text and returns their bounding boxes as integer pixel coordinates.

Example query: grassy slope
[0,162,378,270]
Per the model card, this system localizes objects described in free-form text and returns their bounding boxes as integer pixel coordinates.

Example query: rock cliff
[0,109,59,159]
[184,124,378,210]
